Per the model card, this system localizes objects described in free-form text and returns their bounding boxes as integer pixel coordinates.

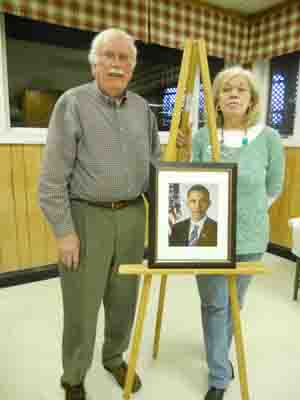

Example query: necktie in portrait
[189,225,199,246]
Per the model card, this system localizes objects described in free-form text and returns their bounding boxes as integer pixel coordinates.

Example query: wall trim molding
[267,242,297,262]
[0,128,47,144]
[0,264,58,288]
[0,129,299,147]
[0,129,170,145]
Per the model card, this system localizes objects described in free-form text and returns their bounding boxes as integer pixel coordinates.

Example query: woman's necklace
[220,127,248,146]
[242,129,248,145]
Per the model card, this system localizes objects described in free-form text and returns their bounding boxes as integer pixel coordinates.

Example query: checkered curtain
[149,0,249,64]
[3,0,300,63]
[248,3,300,61]
[0,0,148,42]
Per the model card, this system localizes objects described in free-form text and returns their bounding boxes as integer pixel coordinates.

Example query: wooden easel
[162,38,220,163]
[119,263,267,400]
[119,39,268,400]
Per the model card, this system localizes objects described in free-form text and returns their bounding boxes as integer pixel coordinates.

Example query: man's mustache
[108,68,125,77]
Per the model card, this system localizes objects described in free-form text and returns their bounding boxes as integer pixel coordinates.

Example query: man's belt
[72,195,142,210]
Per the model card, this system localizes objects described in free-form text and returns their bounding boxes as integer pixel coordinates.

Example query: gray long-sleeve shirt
[39,81,160,237]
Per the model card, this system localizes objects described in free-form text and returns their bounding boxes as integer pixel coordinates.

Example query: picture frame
[148,161,237,268]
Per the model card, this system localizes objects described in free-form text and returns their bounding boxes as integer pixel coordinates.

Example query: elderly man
[39,28,160,400]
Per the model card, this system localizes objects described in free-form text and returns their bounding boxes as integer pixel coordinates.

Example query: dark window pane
[5,14,92,127]
[267,52,299,137]
[5,14,223,130]
[146,55,224,131]
[160,76,222,131]
[162,87,176,128]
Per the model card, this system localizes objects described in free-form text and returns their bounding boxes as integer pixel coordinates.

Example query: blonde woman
[178,66,284,400]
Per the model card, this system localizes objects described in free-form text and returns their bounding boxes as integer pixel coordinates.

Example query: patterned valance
[0,0,148,42]
[2,0,300,63]
[149,0,249,63]
[248,2,300,61]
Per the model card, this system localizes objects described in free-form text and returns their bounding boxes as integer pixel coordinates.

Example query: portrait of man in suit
[169,184,218,247]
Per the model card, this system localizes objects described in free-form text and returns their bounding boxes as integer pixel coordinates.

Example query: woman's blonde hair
[212,66,261,128]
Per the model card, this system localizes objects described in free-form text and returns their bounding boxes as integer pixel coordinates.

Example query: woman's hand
[176,129,187,148]
[175,128,192,161]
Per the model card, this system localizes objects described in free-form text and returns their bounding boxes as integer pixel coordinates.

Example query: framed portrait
[148,162,237,268]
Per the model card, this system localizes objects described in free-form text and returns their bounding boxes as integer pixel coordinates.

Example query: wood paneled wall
[269,147,300,248]
[0,144,299,274]
[0,145,57,273]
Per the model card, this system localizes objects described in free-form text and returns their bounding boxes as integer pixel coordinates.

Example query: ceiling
[198,0,288,15]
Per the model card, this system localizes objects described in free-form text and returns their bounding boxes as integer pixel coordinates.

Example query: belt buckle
[112,200,127,209]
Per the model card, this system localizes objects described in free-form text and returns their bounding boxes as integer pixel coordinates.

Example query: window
[4,15,221,132]
[128,43,224,131]
[162,87,177,129]
[159,57,224,131]
[1,13,223,140]
[5,14,92,128]
[267,52,300,137]
[129,43,182,130]
[161,84,206,130]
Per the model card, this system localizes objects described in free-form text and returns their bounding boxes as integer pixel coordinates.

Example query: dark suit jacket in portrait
[169,217,218,247]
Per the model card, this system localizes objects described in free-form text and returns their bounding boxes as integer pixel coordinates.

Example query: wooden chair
[288,218,300,300]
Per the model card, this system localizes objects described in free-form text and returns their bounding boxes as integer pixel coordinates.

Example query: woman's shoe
[204,387,225,400]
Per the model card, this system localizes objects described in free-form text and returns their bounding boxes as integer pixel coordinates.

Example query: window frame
[255,56,300,147]
[0,13,46,143]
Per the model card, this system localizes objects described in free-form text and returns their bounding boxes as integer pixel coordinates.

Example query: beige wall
[0,144,57,273]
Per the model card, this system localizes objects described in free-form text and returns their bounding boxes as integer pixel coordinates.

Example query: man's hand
[57,232,80,270]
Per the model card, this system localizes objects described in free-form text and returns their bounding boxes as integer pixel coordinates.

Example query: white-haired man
[39,28,160,400]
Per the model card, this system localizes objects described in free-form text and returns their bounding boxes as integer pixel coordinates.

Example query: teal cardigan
[192,126,285,255]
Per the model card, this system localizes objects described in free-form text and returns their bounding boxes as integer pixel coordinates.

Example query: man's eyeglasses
[98,51,134,66]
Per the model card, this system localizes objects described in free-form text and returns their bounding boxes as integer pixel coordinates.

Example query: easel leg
[228,276,249,400]
[123,275,152,400]
[153,276,168,359]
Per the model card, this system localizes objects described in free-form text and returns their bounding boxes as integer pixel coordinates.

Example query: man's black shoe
[61,380,86,400]
[204,387,225,400]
